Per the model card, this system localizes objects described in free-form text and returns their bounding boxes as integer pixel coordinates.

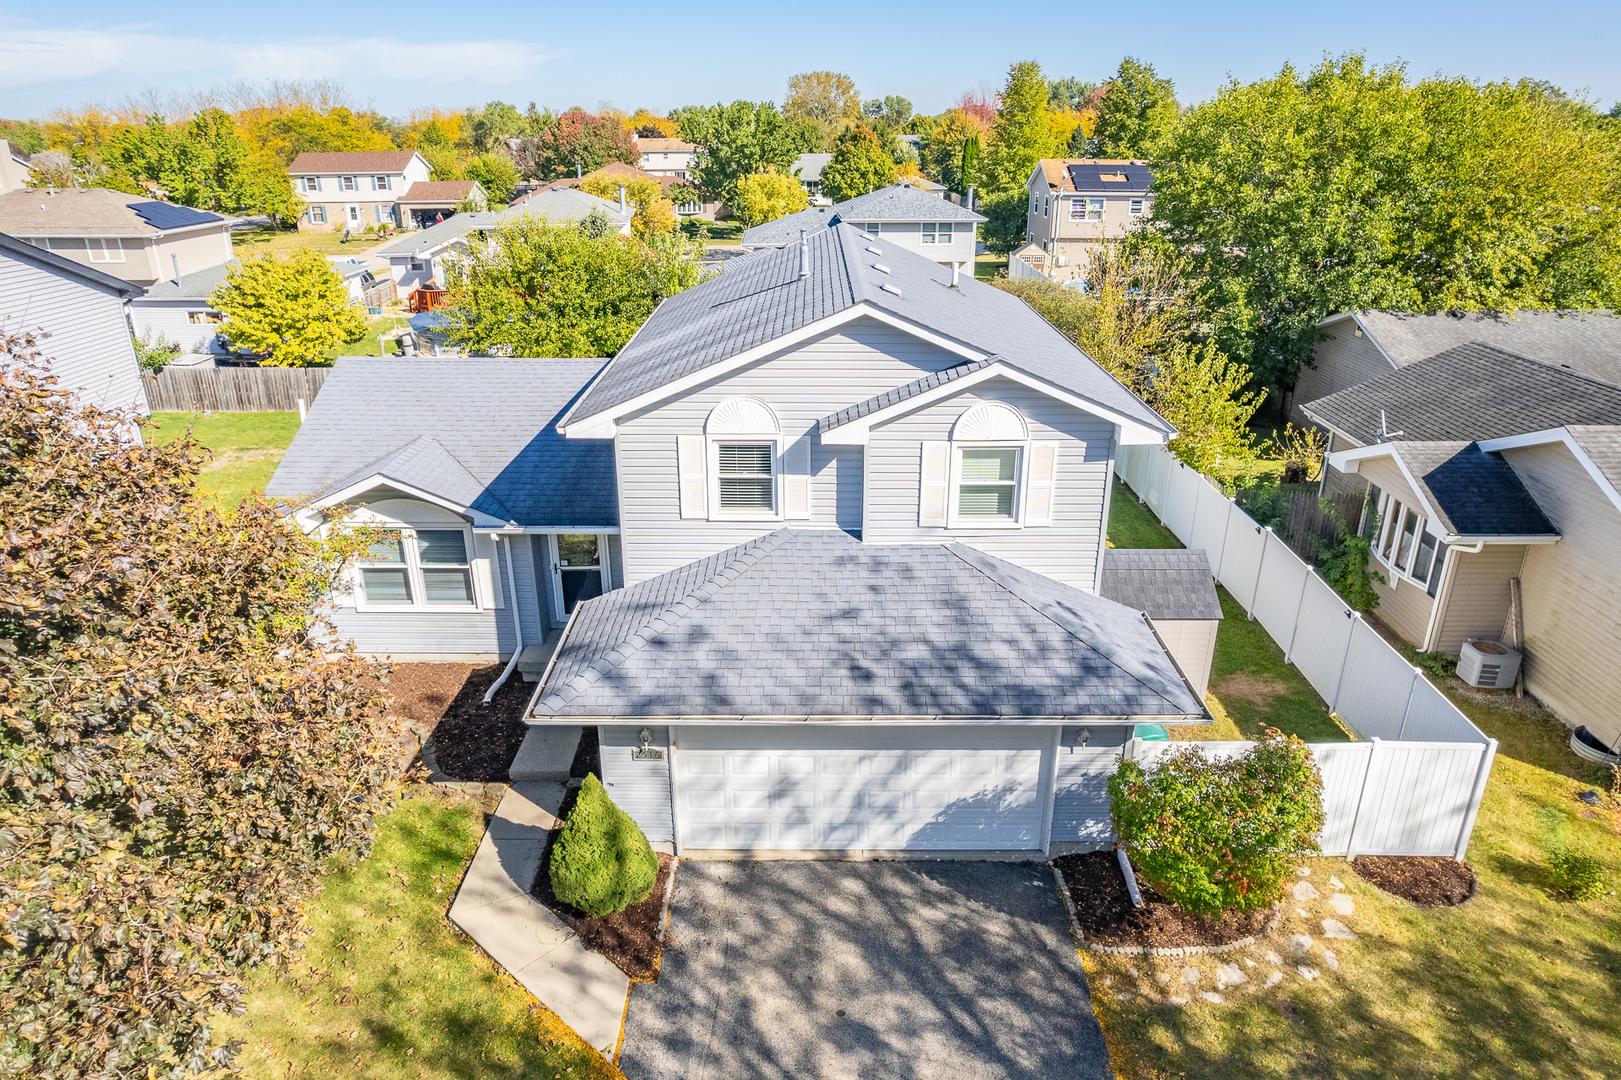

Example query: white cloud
[0,27,196,89]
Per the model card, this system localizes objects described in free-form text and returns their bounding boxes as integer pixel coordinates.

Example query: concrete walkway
[447,780,630,1058]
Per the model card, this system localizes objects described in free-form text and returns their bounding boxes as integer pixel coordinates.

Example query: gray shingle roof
[1386,441,1558,537]
[494,188,632,226]
[564,222,1170,438]
[374,213,498,258]
[1567,425,1621,493]
[793,153,831,182]
[1302,342,1621,445]
[134,259,237,301]
[265,357,616,526]
[1353,310,1621,388]
[529,528,1204,720]
[1100,550,1223,621]
[741,182,983,246]
[818,358,998,432]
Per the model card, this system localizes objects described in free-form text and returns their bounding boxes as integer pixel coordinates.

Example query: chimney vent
[951,262,961,289]
[798,228,809,278]
[617,185,626,213]
[171,254,181,285]
[966,185,975,211]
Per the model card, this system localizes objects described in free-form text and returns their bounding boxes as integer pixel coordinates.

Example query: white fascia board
[1445,534,1561,545]
[821,361,1170,447]
[559,304,989,439]
[1326,443,1440,523]
[311,475,508,528]
[1298,405,1362,449]
[1479,427,1621,516]
[471,524,621,534]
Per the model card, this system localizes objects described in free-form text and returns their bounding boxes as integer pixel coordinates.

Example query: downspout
[483,533,525,705]
[1419,538,1482,651]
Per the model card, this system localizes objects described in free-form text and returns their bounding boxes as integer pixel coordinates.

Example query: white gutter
[482,534,525,705]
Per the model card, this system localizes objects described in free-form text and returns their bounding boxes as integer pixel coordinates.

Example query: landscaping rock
[1169,995,1190,1005]
[1323,949,1339,971]
[1330,875,1345,890]
[1289,934,1313,956]
[1199,992,1225,1004]
[1298,866,1311,877]
[1217,963,1247,988]
[1266,950,1284,964]
[1293,880,1321,901]
[1321,918,1358,940]
[1181,966,1201,984]
[1297,966,1320,980]
[1264,971,1283,988]
[1330,893,1355,916]
[1156,971,1171,984]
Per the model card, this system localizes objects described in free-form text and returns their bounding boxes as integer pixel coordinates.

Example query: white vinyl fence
[1114,445,1498,860]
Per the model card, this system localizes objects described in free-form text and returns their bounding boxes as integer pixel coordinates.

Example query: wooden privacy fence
[1114,443,1497,860]
[143,366,330,413]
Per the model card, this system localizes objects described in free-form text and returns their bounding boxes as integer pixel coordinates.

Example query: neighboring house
[0,231,147,421]
[374,212,497,292]
[524,160,721,220]
[636,137,696,179]
[268,222,1207,856]
[1099,549,1223,697]
[495,188,633,234]
[289,150,432,232]
[1302,336,1621,747]
[1024,159,1153,282]
[0,188,233,287]
[741,183,985,270]
[793,153,832,204]
[127,259,234,358]
[394,180,486,229]
[0,140,31,194]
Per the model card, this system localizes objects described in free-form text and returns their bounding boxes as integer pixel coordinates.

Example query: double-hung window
[308,205,326,224]
[1373,492,1439,587]
[302,176,320,193]
[864,222,882,235]
[1129,197,1145,216]
[374,174,390,190]
[357,529,476,609]
[715,443,776,513]
[1084,197,1105,221]
[341,175,357,191]
[1069,197,1086,221]
[87,238,124,263]
[921,222,951,244]
[677,200,701,214]
[956,447,1021,521]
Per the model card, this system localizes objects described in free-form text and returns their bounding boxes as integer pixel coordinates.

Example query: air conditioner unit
[1055,255,1069,266]
[1457,639,1521,689]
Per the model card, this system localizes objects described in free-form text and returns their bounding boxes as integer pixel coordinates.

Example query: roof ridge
[836,224,876,305]
[943,544,1189,713]
[535,529,800,712]
[1452,339,1621,397]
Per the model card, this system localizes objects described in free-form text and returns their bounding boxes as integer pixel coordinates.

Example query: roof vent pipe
[170,254,181,286]
[966,184,975,211]
[798,228,809,278]
[951,262,961,289]
[617,184,626,213]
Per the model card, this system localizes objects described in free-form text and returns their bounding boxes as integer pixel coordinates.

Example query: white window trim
[707,437,782,521]
[1129,197,1145,216]
[353,525,483,613]
[374,175,390,190]
[308,205,326,224]
[948,442,1028,529]
[341,175,357,191]
[87,238,125,263]
[1372,492,1439,589]
[1087,197,1105,221]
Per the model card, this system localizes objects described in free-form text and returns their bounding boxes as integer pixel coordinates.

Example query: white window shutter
[677,435,708,519]
[782,437,811,519]
[919,441,950,527]
[1026,442,1059,526]
[473,557,503,609]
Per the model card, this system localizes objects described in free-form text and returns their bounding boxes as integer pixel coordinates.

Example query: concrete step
[516,628,564,683]
[509,725,581,782]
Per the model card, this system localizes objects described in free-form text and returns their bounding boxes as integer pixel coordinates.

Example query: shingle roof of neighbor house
[1034,159,1153,193]
[1302,342,1621,444]
[1099,550,1224,621]
[1566,425,1621,492]
[288,151,422,174]
[529,528,1205,720]
[565,222,1170,436]
[265,358,617,526]
[0,188,224,237]
[494,187,632,226]
[397,180,481,204]
[793,153,832,182]
[136,259,238,301]
[1343,309,1621,389]
[1384,441,1558,537]
[636,138,695,154]
[741,182,984,246]
[0,231,141,296]
[374,212,498,258]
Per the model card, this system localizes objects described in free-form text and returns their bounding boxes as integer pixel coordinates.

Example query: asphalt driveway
[618,860,1112,1080]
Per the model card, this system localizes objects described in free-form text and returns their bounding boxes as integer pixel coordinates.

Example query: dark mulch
[1054,851,1276,948]
[1351,855,1475,907]
[387,663,531,782]
[570,724,600,779]
[531,786,673,981]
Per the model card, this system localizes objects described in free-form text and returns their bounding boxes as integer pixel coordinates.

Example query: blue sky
[2,0,1618,119]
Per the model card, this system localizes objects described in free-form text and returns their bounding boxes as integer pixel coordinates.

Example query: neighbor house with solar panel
[268,223,1220,855]
[1022,159,1154,282]
[0,187,233,288]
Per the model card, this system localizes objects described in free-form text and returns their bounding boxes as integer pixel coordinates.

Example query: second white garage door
[672,725,1053,851]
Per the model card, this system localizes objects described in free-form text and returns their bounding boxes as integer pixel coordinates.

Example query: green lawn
[1106,479,1181,549]
[233,227,391,258]
[974,255,1008,282]
[326,315,411,360]
[1207,586,1348,743]
[146,411,301,510]
[218,788,623,1080]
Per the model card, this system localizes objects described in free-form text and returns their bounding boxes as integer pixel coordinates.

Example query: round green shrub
[1109,727,1325,915]
[548,773,659,918]
[1549,850,1606,901]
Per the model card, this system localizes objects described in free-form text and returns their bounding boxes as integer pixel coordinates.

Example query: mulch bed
[531,786,673,981]
[386,663,531,782]
[1054,851,1275,949]
[1350,855,1475,907]
[569,724,600,780]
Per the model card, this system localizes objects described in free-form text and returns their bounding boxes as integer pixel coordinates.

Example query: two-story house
[266,224,1208,855]
[1024,159,1153,282]
[289,150,432,232]
[0,187,233,287]
[635,137,697,179]
[741,184,986,272]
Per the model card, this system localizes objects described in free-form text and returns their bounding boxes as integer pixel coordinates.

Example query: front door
[549,534,607,622]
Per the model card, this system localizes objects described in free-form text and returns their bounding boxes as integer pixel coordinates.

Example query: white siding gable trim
[310,476,511,528]
[1479,427,1621,516]
[823,360,1168,446]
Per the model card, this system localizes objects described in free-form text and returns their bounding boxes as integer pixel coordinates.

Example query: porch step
[509,725,581,783]
[516,628,564,683]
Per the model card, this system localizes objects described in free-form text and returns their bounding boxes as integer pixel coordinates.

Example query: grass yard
[1106,480,1181,549]
[146,410,301,510]
[218,787,622,1080]
[974,255,1008,282]
[233,227,392,258]
[326,315,411,360]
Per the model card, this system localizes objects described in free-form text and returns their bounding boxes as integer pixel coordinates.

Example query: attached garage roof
[1100,549,1223,621]
[529,529,1206,721]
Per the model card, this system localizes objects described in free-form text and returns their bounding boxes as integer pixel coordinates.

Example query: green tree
[820,123,898,202]
[101,110,300,223]
[921,110,985,194]
[732,168,811,227]
[981,60,1062,196]
[784,71,862,127]
[0,118,46,154]
[418,142,464,180]
[576,170,679,237]
[863,95,913,129]
[548,774,659,917]
[466,100,523,152]
[1091,57,1179,158]
[211,250,368,366]
[514,108,638,182]
[684,100,802,207]
[464,150,521,202]
[1048,76,1100,112]
[977,189,1028,254]
[0,333,396,1076]
[437,218,709,356]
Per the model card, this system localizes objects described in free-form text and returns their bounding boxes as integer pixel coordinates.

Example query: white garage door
[673,725,1053,851]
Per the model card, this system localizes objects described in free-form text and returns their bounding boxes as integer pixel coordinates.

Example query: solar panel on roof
[130,201,223,231]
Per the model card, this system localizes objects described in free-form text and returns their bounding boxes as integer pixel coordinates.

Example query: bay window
[1373,491,1439,588]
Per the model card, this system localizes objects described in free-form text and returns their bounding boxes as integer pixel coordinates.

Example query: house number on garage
[632,727,665,761]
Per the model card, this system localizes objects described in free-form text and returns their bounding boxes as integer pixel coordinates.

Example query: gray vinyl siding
[1051,725,1129,842]
[1358,456,1437,646]
[1503,443,1621,745]
[599,725,673,843]
[614,317,965,583]
[1432,544,1526,654]
[863,376,1114,589]
[1319,432,1370,501]
[1153,619,1218,698]
[1293,318,1396,427]
[128,300,221,353]
[0,249,147,418]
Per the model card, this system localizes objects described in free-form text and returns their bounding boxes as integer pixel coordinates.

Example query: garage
[671,725,1053,851]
